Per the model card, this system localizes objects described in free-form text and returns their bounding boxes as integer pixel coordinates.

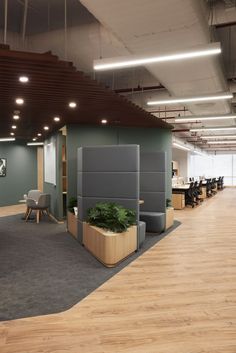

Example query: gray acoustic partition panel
[77,145,140,245]
[139,152,166,232]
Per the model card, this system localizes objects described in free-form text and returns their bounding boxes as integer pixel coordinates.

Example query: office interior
[0,1,236,352]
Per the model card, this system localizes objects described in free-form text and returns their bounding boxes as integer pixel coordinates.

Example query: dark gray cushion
[140,192,166,213]
[78,172,139,198]
[140,172,165,192]
[140,211,165,233]
[78,145,139,172]
[140,152,166,172]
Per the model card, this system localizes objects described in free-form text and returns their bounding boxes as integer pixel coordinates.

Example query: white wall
[172,148,189,179]
[189,153,236,186]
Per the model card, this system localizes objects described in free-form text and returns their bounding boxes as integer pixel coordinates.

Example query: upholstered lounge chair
[25,194,51,224]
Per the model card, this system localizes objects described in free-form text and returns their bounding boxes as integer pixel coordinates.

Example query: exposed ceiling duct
[209,0,236,26]
[80,0,231,118]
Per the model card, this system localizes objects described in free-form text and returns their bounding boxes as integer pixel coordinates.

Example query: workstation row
[172,177,224,209]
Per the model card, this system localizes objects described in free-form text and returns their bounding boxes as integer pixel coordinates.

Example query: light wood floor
[0,204,26,218]
[0,189,236,353]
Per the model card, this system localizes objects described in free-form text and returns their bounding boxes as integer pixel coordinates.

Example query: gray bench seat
[140,211,165,233]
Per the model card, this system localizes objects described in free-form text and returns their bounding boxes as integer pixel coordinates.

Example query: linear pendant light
[0,138,15,142]
[94,43,221,71]
[27,142,44,146]
[201,135,236,139]
[174,114,236,123]
[147,92,233,106]
[173,142,191,151]
[190,126,236,132]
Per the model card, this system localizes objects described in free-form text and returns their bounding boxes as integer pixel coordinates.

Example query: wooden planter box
[165,207,174,230]
[67,211,78,239]
[83,223,137,267]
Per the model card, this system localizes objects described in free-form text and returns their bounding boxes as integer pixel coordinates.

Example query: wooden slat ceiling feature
[0,45,171,140]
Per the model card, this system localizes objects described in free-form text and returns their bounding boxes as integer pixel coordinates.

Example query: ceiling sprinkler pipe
[172,129,190,132]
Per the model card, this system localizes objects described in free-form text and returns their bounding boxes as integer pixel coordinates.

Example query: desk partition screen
[77,145,140,244]
[140,152,166,214]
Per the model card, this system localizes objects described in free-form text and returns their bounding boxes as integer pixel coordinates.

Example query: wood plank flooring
[0,204,25,218]
[0,189,236,353]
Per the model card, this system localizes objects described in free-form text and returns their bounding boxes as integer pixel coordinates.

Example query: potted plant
[67,197,78,239]
[83,202,137,267]
[166,198,172,208]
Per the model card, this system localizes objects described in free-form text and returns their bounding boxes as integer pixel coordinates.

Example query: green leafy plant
[67,197,77,213]
[87,202,136,233]
[166,198,172,208]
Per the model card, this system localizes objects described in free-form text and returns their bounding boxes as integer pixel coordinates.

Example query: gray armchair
[25,189,42,202]
[23,190,42,220]
[26,194,51,223]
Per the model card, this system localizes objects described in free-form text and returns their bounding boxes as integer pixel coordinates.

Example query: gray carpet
[0,214,180,321]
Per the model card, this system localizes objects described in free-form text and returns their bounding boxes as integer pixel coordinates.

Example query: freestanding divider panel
[139,152,166,232]
[77,145,140,246]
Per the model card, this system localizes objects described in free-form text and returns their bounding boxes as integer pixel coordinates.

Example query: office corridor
[0,188,236,353]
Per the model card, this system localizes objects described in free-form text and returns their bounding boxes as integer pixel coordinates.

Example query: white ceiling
[1,0,236,150]
[80,0,236,150]
[80,0,230,115]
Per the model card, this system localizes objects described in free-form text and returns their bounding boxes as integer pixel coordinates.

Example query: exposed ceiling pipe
[64,0,68,60]
[148,109,188,113]
[159,116,176,120]
[22,0,28,46]
[172,129,190,132]
[4,0,8,44]
[215,21,236,28]
[210,0,236,27]
[115,84,164,94]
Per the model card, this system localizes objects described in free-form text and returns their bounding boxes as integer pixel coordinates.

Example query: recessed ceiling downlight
[19,76,29,83]
[69,102,77,108]
[15,98,24,105]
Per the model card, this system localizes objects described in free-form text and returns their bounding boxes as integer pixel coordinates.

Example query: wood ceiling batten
[0,46,171,139]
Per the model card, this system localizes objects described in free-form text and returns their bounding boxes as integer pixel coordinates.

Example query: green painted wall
[0,142,37,206]
[66,125,172,203]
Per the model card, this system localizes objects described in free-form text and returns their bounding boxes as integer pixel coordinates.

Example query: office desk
[172,185,190,191]
[172,185,189,209]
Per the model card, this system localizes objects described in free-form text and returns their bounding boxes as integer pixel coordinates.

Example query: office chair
[206,179,212,198]
[221,176,224,189]
[194,181,203,203]
[211,178,217,195]
[217,177,222,190]
[25,194,51,224]
[185,182,197,208]
[24,189,42,202]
